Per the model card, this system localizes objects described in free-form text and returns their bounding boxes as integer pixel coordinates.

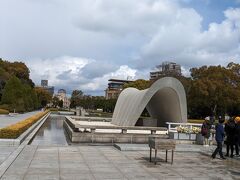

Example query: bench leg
[166,150,168,162]
[149,148,152,162]
[171,150,174,165]
[155,149,157,165]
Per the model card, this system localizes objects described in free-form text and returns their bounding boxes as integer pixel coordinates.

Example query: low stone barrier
[0,112,50,146]
[64,116,168,144]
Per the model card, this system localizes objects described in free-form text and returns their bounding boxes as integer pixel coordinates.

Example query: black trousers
[236,141,239,155]
[226,144,234,156]
[212,141,224,158]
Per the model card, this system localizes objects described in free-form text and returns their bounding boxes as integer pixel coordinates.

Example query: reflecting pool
[30,114,69,145]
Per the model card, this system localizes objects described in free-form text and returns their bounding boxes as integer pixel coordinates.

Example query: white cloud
[26,56,137,95]
[26,56,90,89]
[79,65,137,92]
[138,7,240,68]
[74,0,180,36]
[73,0,240,70]
[1,0,240,95]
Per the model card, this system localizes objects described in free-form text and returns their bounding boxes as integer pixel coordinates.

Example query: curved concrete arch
[111,77,187,126]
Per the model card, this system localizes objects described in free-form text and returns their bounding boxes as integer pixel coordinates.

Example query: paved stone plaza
[0,147,17,165]
[1,145,239,180]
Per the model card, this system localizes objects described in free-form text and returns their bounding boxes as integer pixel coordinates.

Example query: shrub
[0,109,9,115]
[46,107,58,112]
[0,104,10,111]
[187,119,204,124]
[0,110,49,139]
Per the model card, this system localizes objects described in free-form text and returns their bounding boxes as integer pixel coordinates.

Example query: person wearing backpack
[224,118,235,158]
[212,118,226,159]
[201,119,211,146]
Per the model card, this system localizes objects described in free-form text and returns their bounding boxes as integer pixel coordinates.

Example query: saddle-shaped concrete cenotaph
[111,77,187,127]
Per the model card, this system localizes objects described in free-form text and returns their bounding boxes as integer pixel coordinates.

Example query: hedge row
[0,109,9,115]
[0,110,49,139]
[46,107,58,112]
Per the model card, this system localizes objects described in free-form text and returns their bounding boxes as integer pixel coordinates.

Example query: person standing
[234,117,240,156]
[212,118,226,159]
[224,118,235,157]
[201,119,211,146]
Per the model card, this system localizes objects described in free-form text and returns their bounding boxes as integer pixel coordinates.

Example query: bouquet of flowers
[176,126,190,133]
[191,127,201,134]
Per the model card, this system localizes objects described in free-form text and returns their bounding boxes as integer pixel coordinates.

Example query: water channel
[30,114,69,145]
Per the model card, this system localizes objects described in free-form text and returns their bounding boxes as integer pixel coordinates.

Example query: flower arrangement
[176,126,201,134]
[192,127,201,134]
[177,126,190,133]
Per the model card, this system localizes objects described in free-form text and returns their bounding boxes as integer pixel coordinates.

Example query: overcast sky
[1,0,240,95]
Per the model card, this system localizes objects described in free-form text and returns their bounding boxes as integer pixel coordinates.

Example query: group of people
[201,117,240,159]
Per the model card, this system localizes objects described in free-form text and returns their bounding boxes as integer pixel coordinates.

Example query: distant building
[56,89,70,108]
[105,79,133,99]
[41,80,48,87]
[38,80,54,96]
[150,62,181,80]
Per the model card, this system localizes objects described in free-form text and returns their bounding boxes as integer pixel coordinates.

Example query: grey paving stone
[1,175,24,180]
[60,173,94,180]
[1,145,240,180]
[26,168,59,175]
[60,168,91,174]
[24,174,60,180]
[92,172,125,179]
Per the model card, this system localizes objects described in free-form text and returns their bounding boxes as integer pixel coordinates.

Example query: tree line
[71,62,240,119]
[0,59,52,112]
[2,57,240,119]
[70,90,116,113]
[124,62,240,119]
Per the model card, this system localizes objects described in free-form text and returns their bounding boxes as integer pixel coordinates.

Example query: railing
[166,122,202,132]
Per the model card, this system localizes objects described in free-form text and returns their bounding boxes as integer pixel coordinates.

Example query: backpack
[201,124,208,136]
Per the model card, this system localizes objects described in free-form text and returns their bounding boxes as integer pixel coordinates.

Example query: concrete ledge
[64,119,168,144]
[65,116,167,131]
[70,116,112,122]
[0,112,51,146]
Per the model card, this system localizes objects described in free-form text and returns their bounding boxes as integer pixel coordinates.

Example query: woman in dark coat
[201,120,211,146]
[224,118,235,157]
[234,118,240,156]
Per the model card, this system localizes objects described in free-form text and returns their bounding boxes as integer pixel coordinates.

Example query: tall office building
[38,80,54,96]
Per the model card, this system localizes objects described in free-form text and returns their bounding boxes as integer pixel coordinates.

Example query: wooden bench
[148,137,176,165]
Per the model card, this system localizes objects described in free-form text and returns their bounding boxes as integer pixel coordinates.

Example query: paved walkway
[0,147,17,166]
[1,145,240,180]
[0,111,41,128]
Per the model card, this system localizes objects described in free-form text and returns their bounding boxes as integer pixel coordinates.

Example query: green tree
[58,100,63,108]
[34,87,52,107]
[52,96,60,108]
[123,79,150,90]
[70,90,83,108]
[0,76,40,112]
[1,76,25,112]
[188,65,240,118]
